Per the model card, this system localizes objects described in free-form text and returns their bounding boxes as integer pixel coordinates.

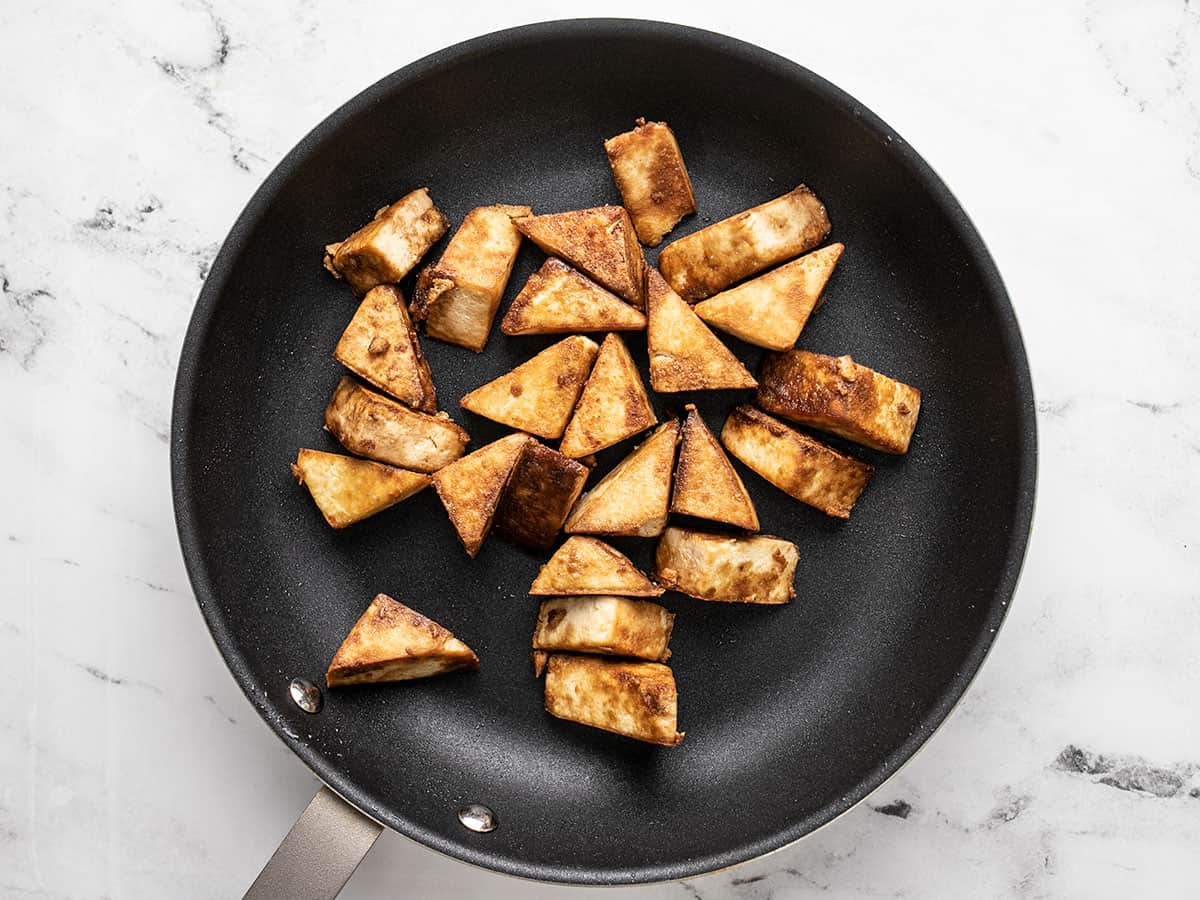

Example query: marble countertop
[3,1,1198,897]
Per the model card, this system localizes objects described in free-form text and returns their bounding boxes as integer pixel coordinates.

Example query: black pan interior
[172,20,1036,885]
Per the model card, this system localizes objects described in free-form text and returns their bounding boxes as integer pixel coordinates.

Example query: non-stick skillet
[171,18,1036,898]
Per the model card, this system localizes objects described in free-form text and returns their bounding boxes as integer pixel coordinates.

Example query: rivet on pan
[289,678,322,714]
[457,803,497,833]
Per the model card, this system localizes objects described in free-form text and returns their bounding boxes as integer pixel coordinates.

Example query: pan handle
[243,786,383,900]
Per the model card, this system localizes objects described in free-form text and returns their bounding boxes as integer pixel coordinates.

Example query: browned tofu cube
[492,442,589,551]
[721,406,873,519]
[604,119,696,247]
[756,350,922,454]
[431,432,531,557]
[654,526,798,604]
[657,185,831,301]
[529,536,664,596]
[412,204,531,352]
[544,654,684,746]
[501,259,646,335]
[291,448,430,529]
[323,188,450,295]
[333,285,436,412]
[532,595,674,662]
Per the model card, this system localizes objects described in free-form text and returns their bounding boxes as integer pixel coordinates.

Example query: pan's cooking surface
[172,20,1035,884]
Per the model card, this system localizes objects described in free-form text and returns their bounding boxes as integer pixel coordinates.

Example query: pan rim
[171,17,1037,885]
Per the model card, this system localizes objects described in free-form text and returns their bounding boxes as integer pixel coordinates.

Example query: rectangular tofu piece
[492,441,589,551]
[604,119,696,247]
[324,188,450,295]
[412,204,531,352]
[532,596,674,662]
[323,376,469,473]
[721,406,873,519]
[756,350,922,454]
[544,654,683,746]
[657,185,831,301]
[654,526,798,604]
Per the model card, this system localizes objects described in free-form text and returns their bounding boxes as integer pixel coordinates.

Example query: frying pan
[171,18,1036,896]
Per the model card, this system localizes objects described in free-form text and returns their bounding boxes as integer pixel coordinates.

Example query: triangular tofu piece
[326,594,479,686]
[513,207,648,308]
[334,285,437,412]
[564,420,679,537]
[670,405,759,531]
[291,449,430,529]
[460,335,599,438]
[694,244,843,351]
[432,432,531,557]
[646,269,757,392]
[559,333,656,458]
[501,259,647,335]
[530,536,665,596]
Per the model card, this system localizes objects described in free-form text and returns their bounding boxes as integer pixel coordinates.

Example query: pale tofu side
[604,119,696,247]
[413,204,531,352]
[559,332,657,459]
[657,185,831,302]
[529,536,664,597]
[670,404,759,531]
[333,285,437,412]
[721,406,873,519]
[532,596,675,662]
[291,448,430,529]
[492,442,589,551]
[654,526,798,604]
[432,432,531,557]
[501,259,646,335]
[324,188,450,296]
[756,350,922,454]
[543,654,683,746]
[323,376,469,473]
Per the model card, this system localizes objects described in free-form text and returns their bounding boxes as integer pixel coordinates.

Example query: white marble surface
[2,1,1199,897]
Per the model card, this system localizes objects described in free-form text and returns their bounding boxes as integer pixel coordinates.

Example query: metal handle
[244,787,383,900]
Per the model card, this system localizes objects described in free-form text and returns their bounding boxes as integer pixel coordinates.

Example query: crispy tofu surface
[460,335,599,439]
[529,536,664,596]
[492,442,589,551]
[326,594,478,687]
[323,188,450,295]
[543,654,683,746]
[655,526,798,604]
[514,206,648,308]
[501,259,646,335]
[559,333,657,458]
[670,404,759,531]
[412,204,530,352]
[604,119,696,247]
[658,185,831,301]
[432,432,531,556]
[533,596,674,662]
[722,406,873,519]
[694,243,843,351]
[565,420,679,538]
[646,269,757,392]
[756,350,922,453]
[333,285,436,412]
[323,376,468,472]
[291,448,429,529]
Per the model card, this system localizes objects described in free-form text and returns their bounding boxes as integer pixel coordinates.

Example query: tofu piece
[530,536,664,596]
[291,448,430,529]
[543,654,683,746]
[533,596,674,662]
[559,333,657,459]
[564,420,679,538]
[326,594,478,687]
[460,335,599,439]
[333,285,437,412]
[646,269,756,392]
[604,118,696,247]
[432,433,531,557]
[412,204,530,352]
[492,442,589,551]
[323,376,468,473]
[654,527,798,604]
[501,259,646,335]
[670,404,759,531]
[756,350,922,454]
[323,189,450,295]
[694,243,844,351]
[658,185,831,301]
[721,406,873,519]
[514,206,648,308]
